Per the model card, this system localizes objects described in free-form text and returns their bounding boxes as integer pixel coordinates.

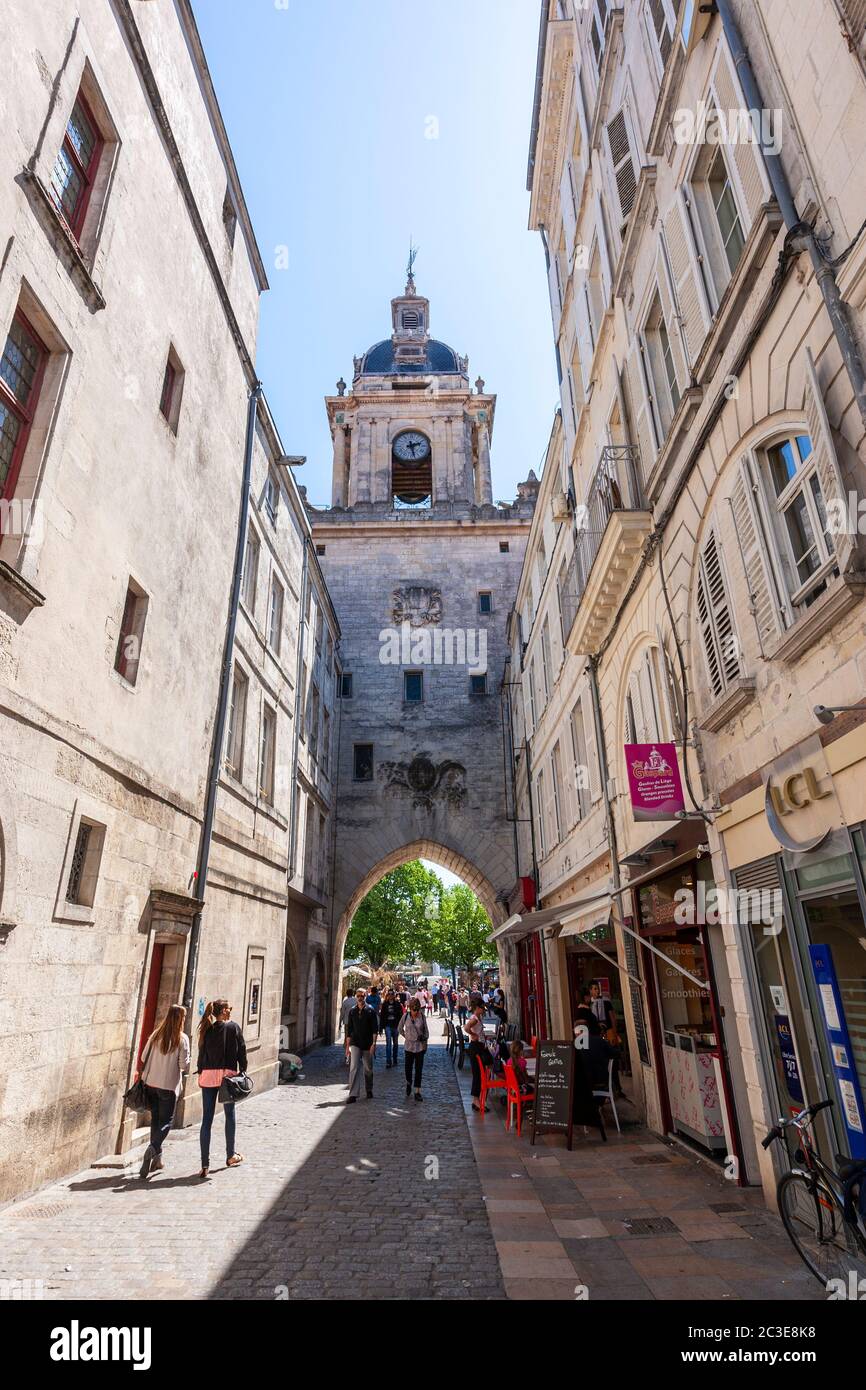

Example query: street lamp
[814,704,866,726]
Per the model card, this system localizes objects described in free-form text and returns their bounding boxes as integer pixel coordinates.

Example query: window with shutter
[803,347,854,576]
[551,743,564,844]
[570,697,590,822]
[582,690,603,802]
[709,44,769,232]
[607,108,638,225]
[696,528,740,699]
[664,193,712,367]
[839,1,866,54]
[729,457,785,649]
[536,769,547,857]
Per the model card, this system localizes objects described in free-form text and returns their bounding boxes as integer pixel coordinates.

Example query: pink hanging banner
[624,743,685,822]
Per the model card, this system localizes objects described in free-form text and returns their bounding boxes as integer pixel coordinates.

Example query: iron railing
[559,445,643,642]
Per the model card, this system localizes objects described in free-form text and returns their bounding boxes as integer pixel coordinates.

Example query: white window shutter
[575,282,594,393]
[594,190,613,301]
[697,527,740,698]
[638,653,662,741]
[560,160,577,260]
[711,44,770,231]
[624,339,658,477]
[607,107,638,226]
[656,242,688,395]
[664,192,711,369]
[803,347,854,574]
[582,693,602,802]
[730,456,785,649]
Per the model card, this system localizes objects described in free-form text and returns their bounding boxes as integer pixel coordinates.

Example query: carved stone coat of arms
[391,585,442,627]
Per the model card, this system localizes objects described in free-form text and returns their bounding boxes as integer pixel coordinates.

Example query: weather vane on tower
[406,239,419,294]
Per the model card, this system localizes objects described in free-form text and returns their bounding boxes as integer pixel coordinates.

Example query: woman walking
[380,988,404,1068]
[466,1000,494,1113]
[138,1004,190,1179]
[457,988,470,1027]
[196,998,247,1178]
[398,997,429,1102]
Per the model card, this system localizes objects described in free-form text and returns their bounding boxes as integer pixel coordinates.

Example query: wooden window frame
[0,310,49,510]
[50,90,104,240]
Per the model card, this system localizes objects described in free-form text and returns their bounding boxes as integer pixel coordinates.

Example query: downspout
[182,380,262,1021]
[326,653,345,1042]
[286,535,310,884]
[715,0,866,428]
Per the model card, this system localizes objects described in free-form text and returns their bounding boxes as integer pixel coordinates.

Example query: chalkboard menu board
[530,1040,574,1149]
[621,923,650,1066]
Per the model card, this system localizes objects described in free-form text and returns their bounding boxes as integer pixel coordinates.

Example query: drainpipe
[715,0,866,428]
[182,380,262,1021]
[286,535,310,884]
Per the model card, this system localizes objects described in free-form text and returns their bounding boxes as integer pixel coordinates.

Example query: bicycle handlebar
[762,1098,833,1149]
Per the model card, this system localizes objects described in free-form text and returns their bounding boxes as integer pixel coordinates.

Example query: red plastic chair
[504,1060,535,1136]
[478,1062,507,1114]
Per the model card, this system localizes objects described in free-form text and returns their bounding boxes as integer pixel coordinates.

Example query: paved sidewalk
[454,1046,823,1301]
[0,1028,502,1301]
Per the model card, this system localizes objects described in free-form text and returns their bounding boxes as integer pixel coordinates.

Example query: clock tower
[308,274,538,1003]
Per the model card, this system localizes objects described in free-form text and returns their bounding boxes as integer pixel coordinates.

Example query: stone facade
[0,1,335,1201]
[310,279,538,1028]
[507,0,866,1205]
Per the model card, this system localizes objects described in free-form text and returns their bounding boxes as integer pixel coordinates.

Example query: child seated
[510,1040,534,1094]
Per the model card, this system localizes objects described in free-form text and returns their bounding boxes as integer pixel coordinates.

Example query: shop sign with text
[625,743,685,822]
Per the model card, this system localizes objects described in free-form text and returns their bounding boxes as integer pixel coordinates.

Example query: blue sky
[192,0,558,506]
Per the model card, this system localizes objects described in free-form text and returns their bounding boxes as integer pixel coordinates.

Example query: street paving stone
[0,1027,828,1301]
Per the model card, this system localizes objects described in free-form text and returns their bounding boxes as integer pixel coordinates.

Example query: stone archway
[330,837,507,1036]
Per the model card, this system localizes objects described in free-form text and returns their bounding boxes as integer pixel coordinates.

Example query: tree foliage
[429,882,492,974]
[345,863,492,975]
[345,861,441,969]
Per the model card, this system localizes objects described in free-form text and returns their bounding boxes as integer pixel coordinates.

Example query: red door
[137,942,164,1069]
[518,935,547,1043]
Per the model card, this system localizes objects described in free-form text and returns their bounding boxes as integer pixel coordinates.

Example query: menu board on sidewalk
[530,1040,574,1150]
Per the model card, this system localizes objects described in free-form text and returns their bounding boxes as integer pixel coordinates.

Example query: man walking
[346,988,379,1103]
[340,985,356,1066]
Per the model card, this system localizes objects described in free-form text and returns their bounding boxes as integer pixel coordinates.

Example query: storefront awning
[558,895,612,938]
[488,887,611,944]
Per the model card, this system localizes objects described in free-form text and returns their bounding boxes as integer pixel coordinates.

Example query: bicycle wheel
[778,1171,866,1288]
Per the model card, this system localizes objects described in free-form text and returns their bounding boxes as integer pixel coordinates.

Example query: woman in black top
[196,998,248,1178]
[379,989,404,1068]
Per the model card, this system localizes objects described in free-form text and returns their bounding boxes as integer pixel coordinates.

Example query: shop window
[353,743,374,782]
[114,578,148,686]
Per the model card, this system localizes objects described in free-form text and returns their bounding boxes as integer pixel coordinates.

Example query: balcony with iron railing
[560,445,652,656]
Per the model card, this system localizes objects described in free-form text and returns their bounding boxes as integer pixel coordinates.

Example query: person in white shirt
[137,1004,190,1179]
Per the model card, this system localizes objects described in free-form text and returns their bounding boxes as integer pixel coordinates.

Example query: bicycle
[762,1097,866,1289]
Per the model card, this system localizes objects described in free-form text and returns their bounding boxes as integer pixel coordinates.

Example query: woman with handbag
[398,996,429,1102]
[137,1003,190,1179]
[465,1001,494,1113]
[196,998,248,1178]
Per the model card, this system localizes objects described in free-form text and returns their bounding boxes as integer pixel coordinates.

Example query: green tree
[429,882,492,978]
[345,861,442,970]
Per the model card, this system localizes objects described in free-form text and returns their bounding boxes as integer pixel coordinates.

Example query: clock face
[393,431,430,462]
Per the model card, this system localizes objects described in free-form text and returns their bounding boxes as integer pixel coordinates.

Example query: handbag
[123,1040,153,1109]
[217,1022,254,1104]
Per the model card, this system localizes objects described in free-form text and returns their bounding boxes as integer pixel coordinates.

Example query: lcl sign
[767,766,832,817]
[763,747,836,853]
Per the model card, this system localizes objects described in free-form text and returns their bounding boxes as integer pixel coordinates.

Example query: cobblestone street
[0,1030,503,1302]
[0,1030,825,1302]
